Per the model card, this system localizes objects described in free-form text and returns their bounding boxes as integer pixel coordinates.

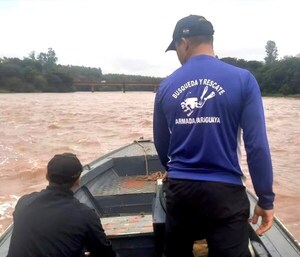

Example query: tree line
[0,42,299,95]
[0,48,163,93]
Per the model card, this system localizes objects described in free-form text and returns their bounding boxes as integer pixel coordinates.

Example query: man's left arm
[153,90,170,170]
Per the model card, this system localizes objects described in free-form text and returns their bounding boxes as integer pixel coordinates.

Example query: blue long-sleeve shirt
[153,55,275,210]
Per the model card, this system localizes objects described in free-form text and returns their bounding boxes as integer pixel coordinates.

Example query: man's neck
[190,44,215,58]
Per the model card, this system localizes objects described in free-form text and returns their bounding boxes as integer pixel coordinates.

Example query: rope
[134,140,149,176]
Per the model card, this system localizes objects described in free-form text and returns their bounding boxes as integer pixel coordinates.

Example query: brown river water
[0,92,299,242]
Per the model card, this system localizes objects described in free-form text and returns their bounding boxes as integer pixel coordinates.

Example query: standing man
[7,153,116,257]
[153,15,275,257]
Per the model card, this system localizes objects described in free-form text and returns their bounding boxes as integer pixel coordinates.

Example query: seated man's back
[7,153,116,257]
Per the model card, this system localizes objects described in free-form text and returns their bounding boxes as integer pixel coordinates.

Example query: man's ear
[182,38,189,51]
[71,177,81,192]
[74,177,80,186]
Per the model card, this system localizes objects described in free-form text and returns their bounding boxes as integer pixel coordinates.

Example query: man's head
[166,15,214,52]
[47,153,82,187]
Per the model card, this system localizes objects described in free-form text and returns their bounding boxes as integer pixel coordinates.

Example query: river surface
[0,92,299,242]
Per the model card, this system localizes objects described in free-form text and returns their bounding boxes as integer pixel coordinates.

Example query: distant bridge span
[73,81,160,92]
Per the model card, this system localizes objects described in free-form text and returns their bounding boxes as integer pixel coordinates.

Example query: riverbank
[1,90,300,98]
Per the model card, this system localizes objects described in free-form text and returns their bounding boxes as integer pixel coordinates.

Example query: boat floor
[94,175,157,196]
[102,214,153,237]
[101,214,208,257]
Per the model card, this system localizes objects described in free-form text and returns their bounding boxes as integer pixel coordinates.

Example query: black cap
[166,15,214,52]
[47,153,82,184]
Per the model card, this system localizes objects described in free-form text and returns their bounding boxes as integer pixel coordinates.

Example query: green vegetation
[0,48,162,93]
[220,41,300,95]
[220,56,300,95]
[0,43,299,95]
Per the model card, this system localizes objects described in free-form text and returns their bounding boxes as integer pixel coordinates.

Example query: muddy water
[0,92,299,242]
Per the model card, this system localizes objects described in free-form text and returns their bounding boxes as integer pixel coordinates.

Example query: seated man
[7,153,116,257]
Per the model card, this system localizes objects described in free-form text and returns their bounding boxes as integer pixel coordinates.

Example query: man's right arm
[241,72,275,235]
[250,204,274,236]
[241,72,275,210]
[85,209,116,257]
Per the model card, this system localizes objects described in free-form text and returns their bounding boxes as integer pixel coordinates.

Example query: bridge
[73,81,160,93]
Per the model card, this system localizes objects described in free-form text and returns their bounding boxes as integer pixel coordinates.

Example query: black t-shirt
[7,185,116,257]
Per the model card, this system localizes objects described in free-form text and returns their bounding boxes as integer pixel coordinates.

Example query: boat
[0,139,300,257]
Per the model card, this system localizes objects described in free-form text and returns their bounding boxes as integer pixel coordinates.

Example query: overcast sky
[0,0,299,77]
